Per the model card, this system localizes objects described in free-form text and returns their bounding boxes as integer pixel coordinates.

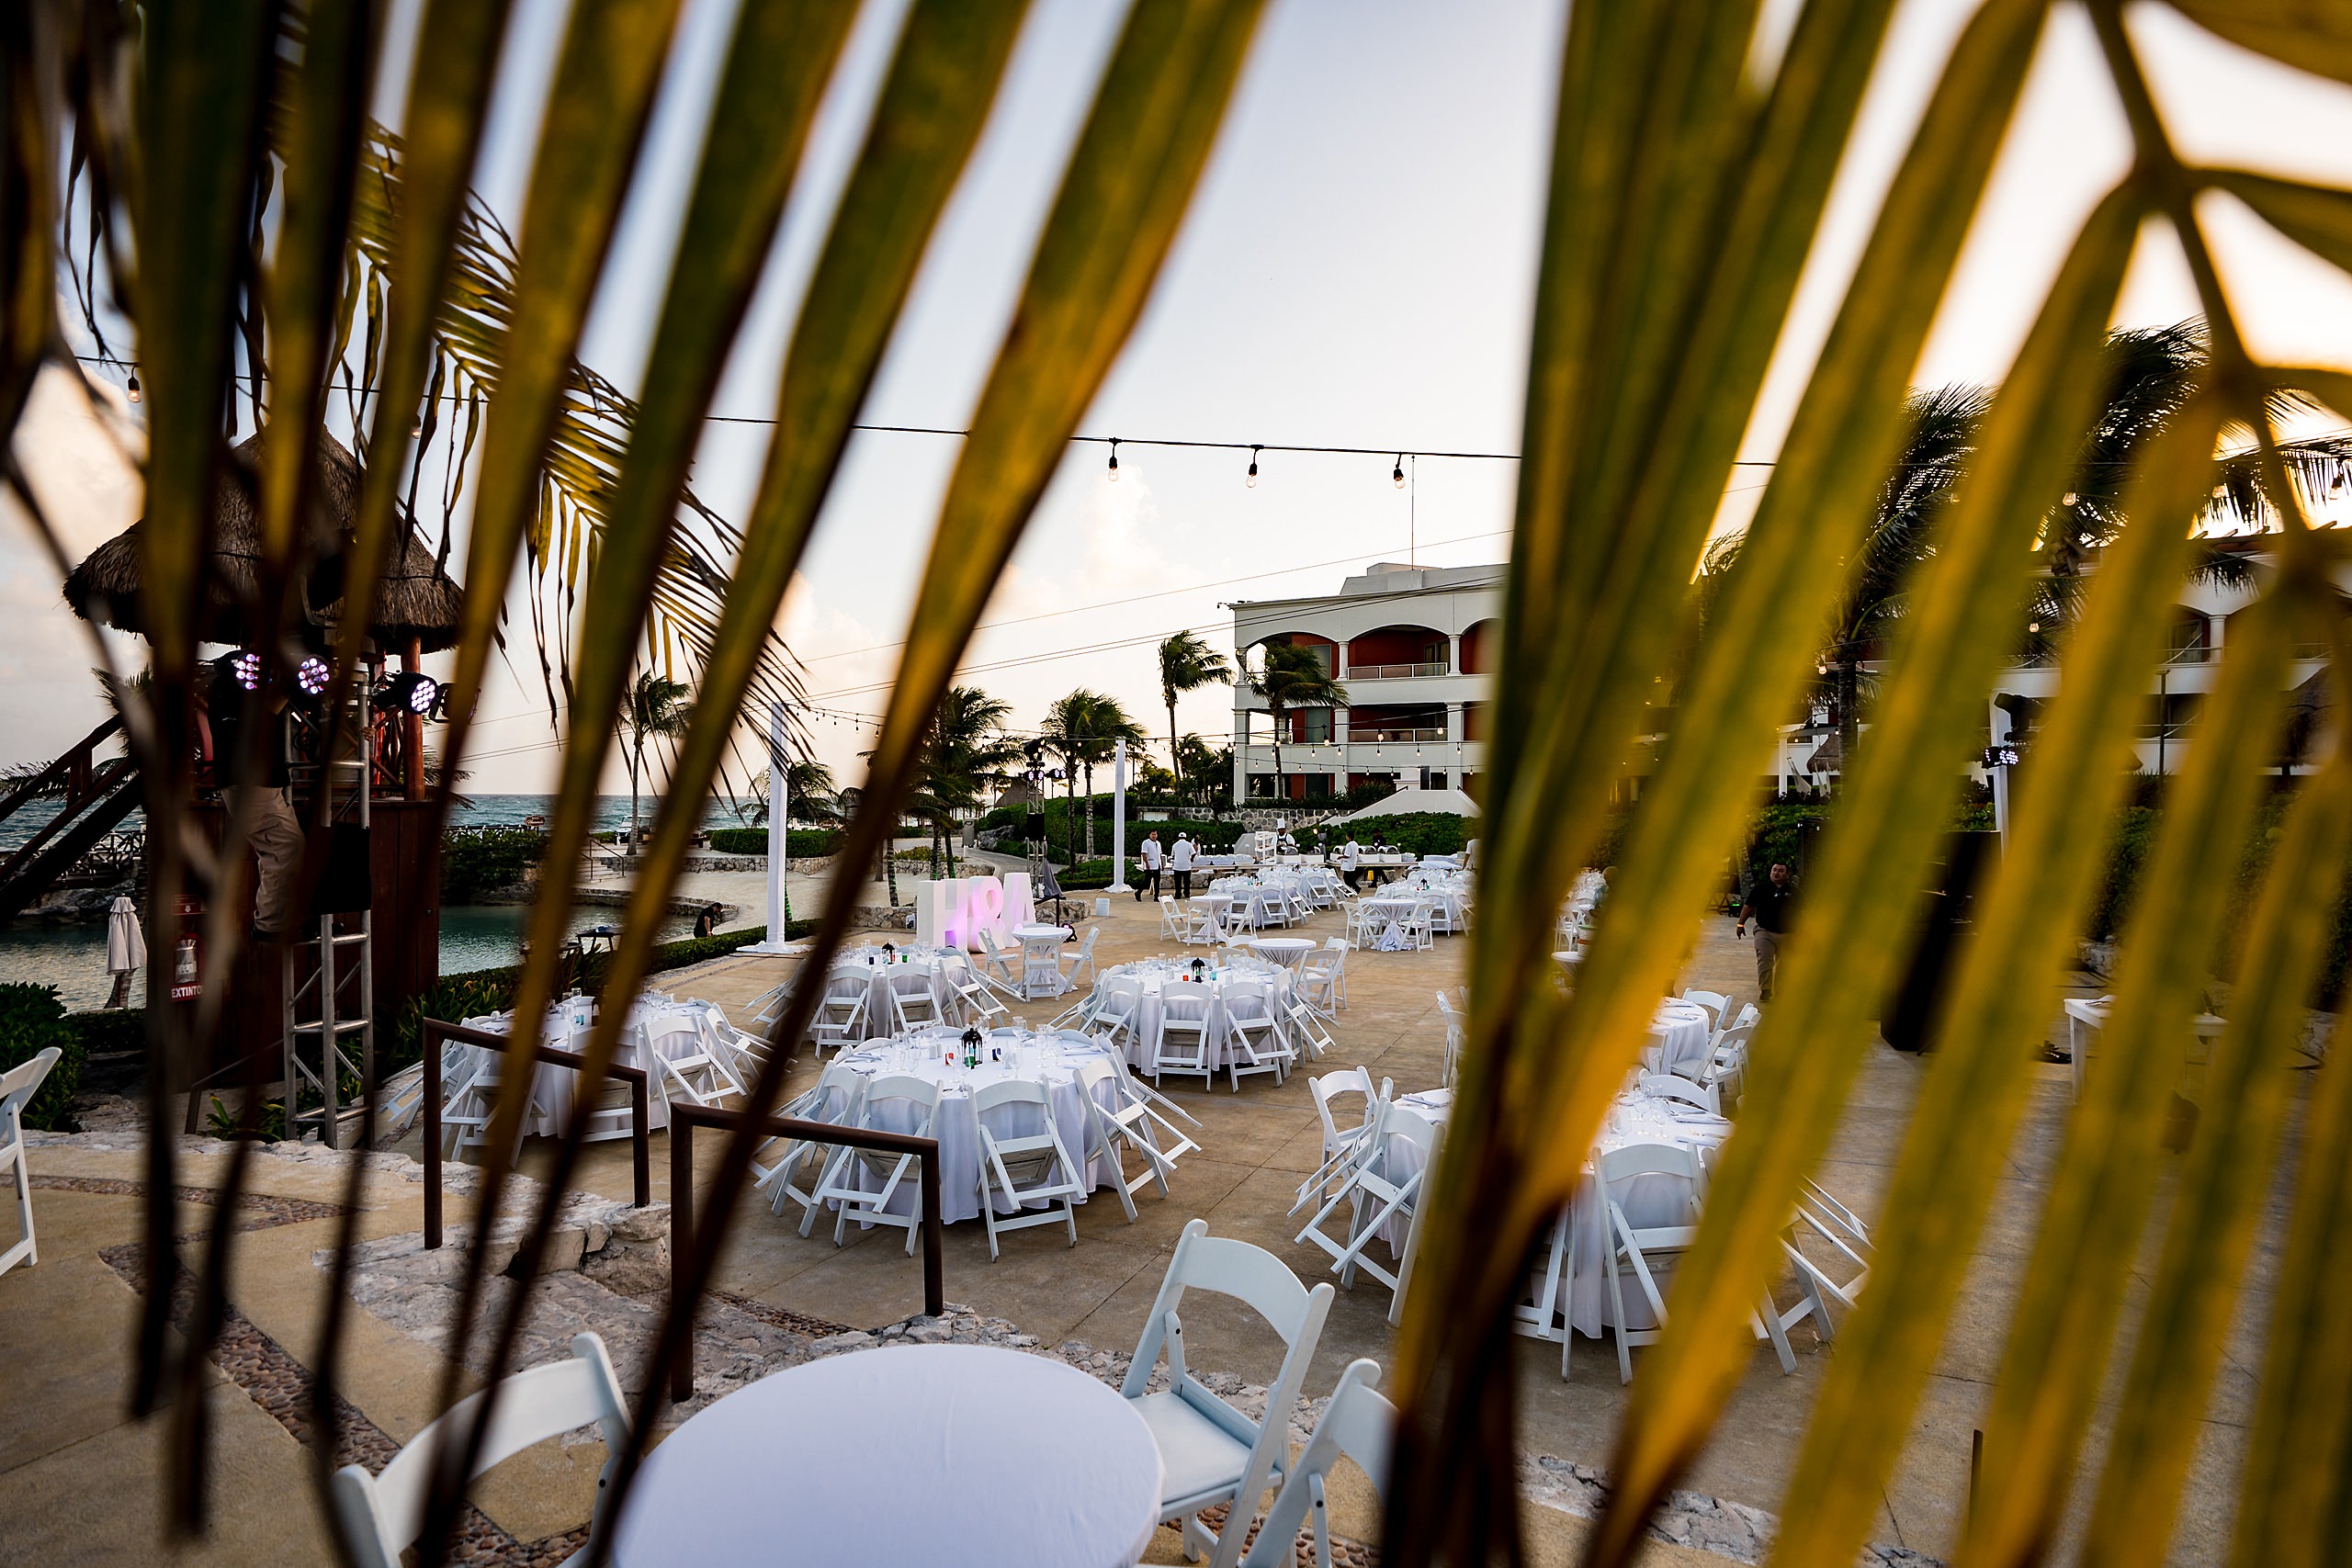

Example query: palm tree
[1244,643,1346,804]
[1039,689,1145,859]
[1158,631,1231,812]
[915,686,1023,877]
[618,672,693,855]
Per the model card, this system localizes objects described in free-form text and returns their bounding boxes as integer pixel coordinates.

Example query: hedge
[390,919,820,1073]
[0,983,83,1131]
[705,827,842,858]
[441,826,548,901]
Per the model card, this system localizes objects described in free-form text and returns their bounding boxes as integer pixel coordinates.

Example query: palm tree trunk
[627,741,641,855]
[1836,654,1860,789]
[886,827,900,905]
[1084,761,1097,857]
[1270,701,1286,802]
[930,821,941,881]
[1168,702,1182,809]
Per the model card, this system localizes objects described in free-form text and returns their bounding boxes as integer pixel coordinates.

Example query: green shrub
[64,1008,145,1057]
[0,983,82,1131]
[441,826,548,901]
[2087,807,2161,942]
[1056,859,1114,890]
[706,827,841,858]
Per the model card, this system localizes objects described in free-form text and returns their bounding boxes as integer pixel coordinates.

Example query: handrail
[0,715,125,827]
[421,1019,651,1249]
[0,756,134,874]
[666,1101,944,1399]
[1343,660,1449,679]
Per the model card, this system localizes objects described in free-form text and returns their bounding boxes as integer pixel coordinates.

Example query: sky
[7,0,2352,796]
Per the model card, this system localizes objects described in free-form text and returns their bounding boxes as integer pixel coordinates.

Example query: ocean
[0,794,734,1010]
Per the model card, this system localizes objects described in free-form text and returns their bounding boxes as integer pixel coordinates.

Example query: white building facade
[1229,562,1503,804]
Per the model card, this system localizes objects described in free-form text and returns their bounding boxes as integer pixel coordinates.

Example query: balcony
[1345,660,1449,680]
[1349,726,1448,743]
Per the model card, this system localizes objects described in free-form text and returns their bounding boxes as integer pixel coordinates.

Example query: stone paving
[0,874,2283,1565]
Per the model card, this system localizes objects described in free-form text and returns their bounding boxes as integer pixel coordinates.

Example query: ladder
[282,686,374,1149]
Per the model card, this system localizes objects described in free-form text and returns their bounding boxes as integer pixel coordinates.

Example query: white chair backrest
[336,1334,628,1568]
[1373,1100,1442,1168]
[1732,1002,1761,1030]
[1309,1067,1375,1148]
[860,1074,944,1134]
[1640,1071,1718,1113]
[1238,1359,1394,1568]
[1682,988,1728,1028]
[0,1047,60,1123]
[1075,926,1098,960]
[971,1076,1049,1122]
[1600,1140,1705,1190]
[1123,1219,1334,1385]
[825,965,869,998]
[1713,1022,1757,1059]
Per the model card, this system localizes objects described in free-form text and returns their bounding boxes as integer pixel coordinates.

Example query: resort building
[1229,561,1503,803]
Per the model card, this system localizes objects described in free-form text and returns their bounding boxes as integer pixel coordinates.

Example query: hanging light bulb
[2061,491,2077,506]
[410,415,423,438]
[1393,455,1406,489]
[125,371,141,404]
[1246,446,1260,489]
[1106,438,1120,481]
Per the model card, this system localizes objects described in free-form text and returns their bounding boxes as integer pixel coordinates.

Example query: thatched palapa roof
[63,430,465,653]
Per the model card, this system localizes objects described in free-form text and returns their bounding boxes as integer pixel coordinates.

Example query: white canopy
[1328,786,1480,824]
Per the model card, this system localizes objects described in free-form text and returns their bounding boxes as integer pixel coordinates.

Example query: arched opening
[1345,624,1447,678]
[1458,617,1498,675]
[1250,631,1337,675]
[2165,607,2212,665]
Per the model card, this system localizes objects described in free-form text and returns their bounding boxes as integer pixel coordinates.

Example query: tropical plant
[914,685,1023,878]
[1157,629,1231,809]
[617,671,693,854]
[1244,640,1346,802]
[1174,731,1225,808]
[1040,688,1145,859]
[736,758,841,828]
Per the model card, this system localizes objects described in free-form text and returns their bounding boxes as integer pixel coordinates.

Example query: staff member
[198,658,303,942]
[1736,862,1797,1003]
[1340,834,1362,890]
[1136,829,1163,901]
[1170,832,1197,899]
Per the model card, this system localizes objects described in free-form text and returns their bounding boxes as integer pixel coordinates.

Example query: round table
[1643,998,1715,1077]
[455,994,728,1134]
[1092,959,1295,1075]
[613,1344,1164,1567]
[1014,923,1073,998]
[1240,936,1315,970]
[823,944,972,1040]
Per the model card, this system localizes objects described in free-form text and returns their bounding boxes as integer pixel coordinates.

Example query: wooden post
[402,637,425,799]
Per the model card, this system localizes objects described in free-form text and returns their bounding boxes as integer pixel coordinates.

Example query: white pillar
[1990,702,2012,851]
[1109,737,1131,892]
[745,699,796,953]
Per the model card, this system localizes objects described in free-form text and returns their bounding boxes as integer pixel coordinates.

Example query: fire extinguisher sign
[169,895,204,1001]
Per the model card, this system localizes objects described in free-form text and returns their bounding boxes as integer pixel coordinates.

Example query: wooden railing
[421,1019,651,1249]
[667,1101,944,1399]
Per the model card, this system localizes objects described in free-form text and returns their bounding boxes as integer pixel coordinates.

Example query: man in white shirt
[1340,835,1362,890]
[1170,832,1197,898]
[1136,829,1163,901]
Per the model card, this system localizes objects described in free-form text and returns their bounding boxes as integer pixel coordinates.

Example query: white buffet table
[613,1344,1163,1568]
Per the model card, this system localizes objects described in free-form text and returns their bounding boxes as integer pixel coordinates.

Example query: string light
[125,371,140,404]
[1107,438,1120,482]
[1246,446,1260,489]
[1393,455,1406,489]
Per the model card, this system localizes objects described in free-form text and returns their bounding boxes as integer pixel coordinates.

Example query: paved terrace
[0,884,2272,1565]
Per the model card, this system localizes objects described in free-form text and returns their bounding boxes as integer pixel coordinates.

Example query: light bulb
[1247,446,1260,489]
[2062,491,2077,506]
[125,372,141,404]
[1393,455,1406,489]
[1107,439,1120,481]
[411,415,423,438]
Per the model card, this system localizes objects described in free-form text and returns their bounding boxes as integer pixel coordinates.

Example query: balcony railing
[1344,660,1450,680]
[1348,726,1449,743]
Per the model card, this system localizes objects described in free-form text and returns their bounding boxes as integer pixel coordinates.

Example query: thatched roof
[63,430,465,653]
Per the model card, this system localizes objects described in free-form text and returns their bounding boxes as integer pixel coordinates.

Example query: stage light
[229,649,262,692]
[375,671,441,716]
[295,657,331,697]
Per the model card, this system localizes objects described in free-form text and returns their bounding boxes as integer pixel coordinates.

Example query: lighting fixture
[295,656,331,697]
[1246,446,1260,489]
[1393,455,1406,489]
[2061,491,2077,506]
[411,413,423,438]
[1107,438,1120,481]
[125,371,141,404]
[376,671,441,716]
[228,649,263,692]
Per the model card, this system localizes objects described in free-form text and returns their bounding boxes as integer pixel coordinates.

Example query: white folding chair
[1296,942,1348,1017]
[1159,895,1187,940]
[1123,1219,1336,1568]
[1091,1032,1205,1136]
[440,1051,542,1167]
[971,1078,1087,1258]
[1060,925,1101,990]
[759,1062,866,1228]
[1763,1177,1874,1361]
[1088,979,1144,1054]
[1281,994,1337,1066]
[1222,980,1291,1091]
[811,966,871,1052]
[1295,1100,1441,1302]
[1681,987,1729,1033]
[1704,1022,1755,1108]
[1150,989,1216,1090]
[811,1074,944,1255]
[644,1016,745,1116]
[745,977,795,1029]
[1239,1359,1395,1568]
[886,967,944,1032]
[1295,1068,1380,1211]
[682,998,774,1083]
[1181,902,1225,946]
[1434,992,1465,1088]
[1398,901,1435,951]
[950,972,1013,1030]
[974,927,1024,993]
[1598,1142,1706,1384]
[1639,1069,1720,1116]
[0,1047,60,1278]
[334,1333,628,1568]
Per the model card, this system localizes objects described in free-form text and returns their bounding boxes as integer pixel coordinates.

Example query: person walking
[1170,831,1197,899]
[1736,862,1797,1003]
[1340,833,1362,890]
[1136,829,1163,901]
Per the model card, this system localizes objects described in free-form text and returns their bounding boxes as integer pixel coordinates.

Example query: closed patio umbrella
[105,895,144,1009]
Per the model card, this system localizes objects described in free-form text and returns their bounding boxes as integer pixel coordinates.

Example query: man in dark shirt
[198,660,302,940]
[1736,862,1797,1003]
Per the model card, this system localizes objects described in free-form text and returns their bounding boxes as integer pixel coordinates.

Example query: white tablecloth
[1643,998,1715,1077]
[825,944,973,1039]
[819,1030,1124,1224]
[1385,1084,1731,1337]
[1093,959,1295,1074]
[614,1344,1163,1568]
[455,994,724,1134]
[1360,891,1466,948]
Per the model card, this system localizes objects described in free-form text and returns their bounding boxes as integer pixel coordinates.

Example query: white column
[745,700,796,953]
[1109,737,1131,892]
[1990,701,2012,850]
